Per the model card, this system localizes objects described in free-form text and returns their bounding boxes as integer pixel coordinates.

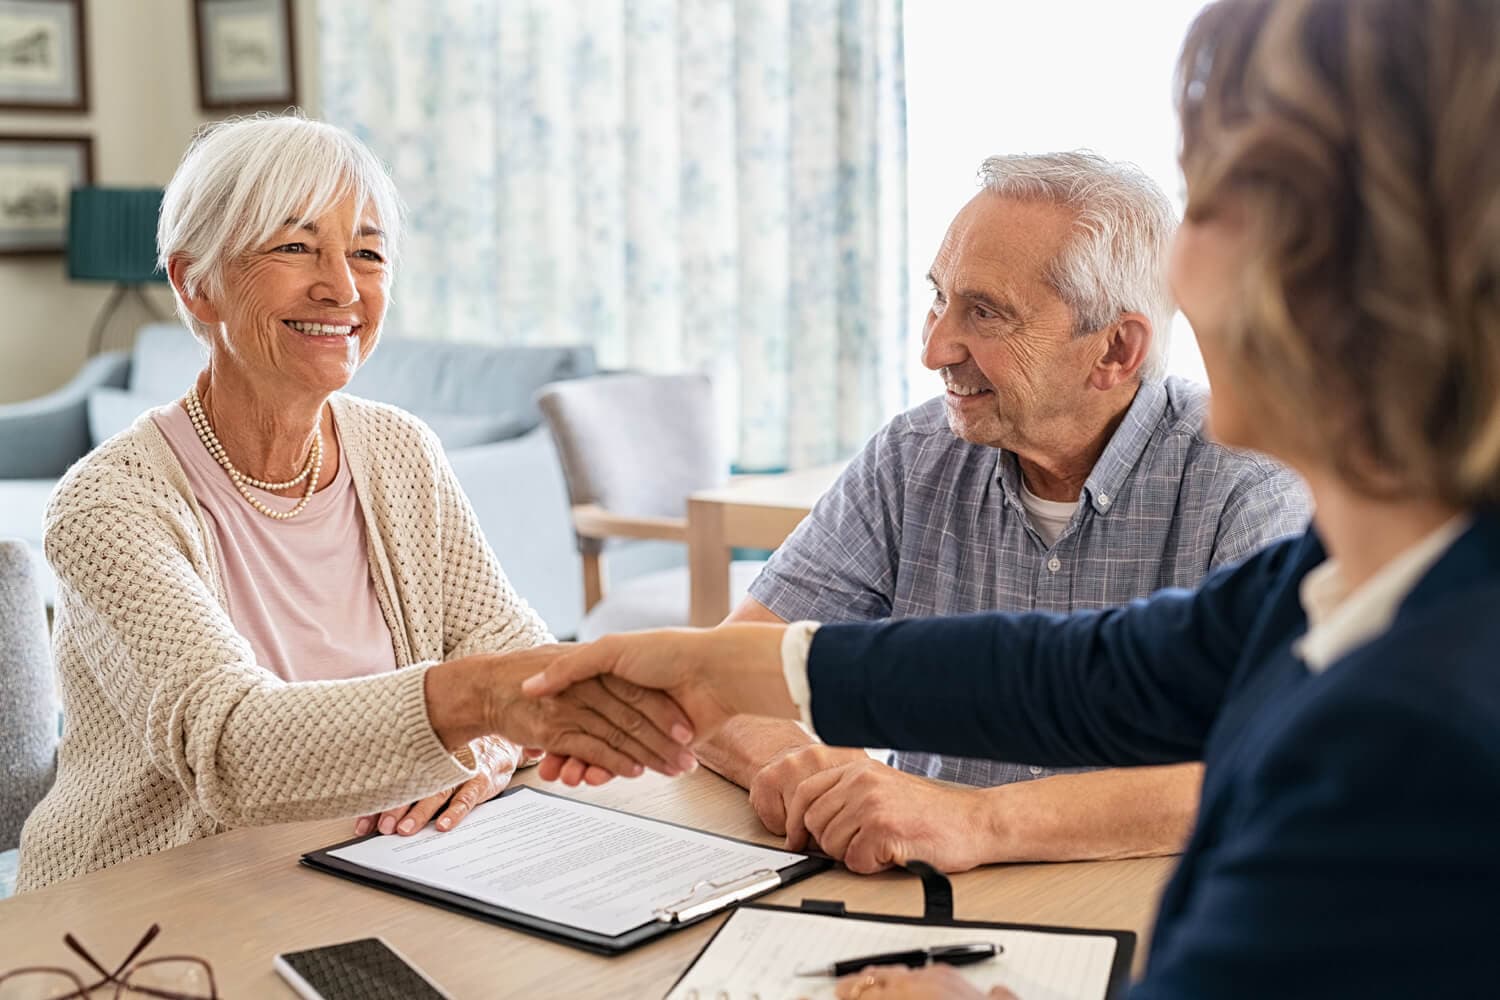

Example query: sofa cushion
[128,324,208,399]
[415,412,532,450]
[90,389,530,453]
[121,325,596,440]
[88,388,163,446]
[0,481,57,605]
[0,847,16,899]
[0,480,53,550]
[348,340,596,434]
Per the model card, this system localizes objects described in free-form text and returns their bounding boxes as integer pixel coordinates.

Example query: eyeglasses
[0,924,217,1000]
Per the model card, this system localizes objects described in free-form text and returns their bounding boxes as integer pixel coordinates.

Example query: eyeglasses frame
[0,923,218,1000]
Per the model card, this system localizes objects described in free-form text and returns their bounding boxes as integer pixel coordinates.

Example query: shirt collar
[993,378,1169,517]
[1082,378,1168,516]
[1293,515,1471,672]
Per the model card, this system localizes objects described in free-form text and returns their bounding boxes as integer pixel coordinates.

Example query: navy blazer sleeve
[806,532,1317,767]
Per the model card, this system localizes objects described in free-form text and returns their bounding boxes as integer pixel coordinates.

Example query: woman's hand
[425,643,702,781]
[505,672,703,781]
[355,735,519,837]
[492,644,706,778]
[520,625,803,787]
[832,965,1018,1000]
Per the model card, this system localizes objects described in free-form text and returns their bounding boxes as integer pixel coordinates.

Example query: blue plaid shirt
[748,377,1311,787]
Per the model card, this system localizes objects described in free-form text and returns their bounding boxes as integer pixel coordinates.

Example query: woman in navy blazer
[524,0,1500,996]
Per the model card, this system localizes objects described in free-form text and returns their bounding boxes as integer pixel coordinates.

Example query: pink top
[152,402,398,682]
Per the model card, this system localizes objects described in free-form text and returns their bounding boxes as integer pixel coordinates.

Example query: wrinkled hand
[530,739,656,788]
[356,735,519,837]
[520,626,794,750]
[832,965,1018,1000]
[482,645,700,782]
[785,759,991,874]
[520,671,703,787]
[424,643,700,786]
[749,743,873,836]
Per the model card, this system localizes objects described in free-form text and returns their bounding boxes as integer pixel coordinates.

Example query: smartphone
[273,937,452,1000]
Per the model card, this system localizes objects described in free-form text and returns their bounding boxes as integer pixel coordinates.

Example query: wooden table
[0,769,1172,998]
[687,463,847,626]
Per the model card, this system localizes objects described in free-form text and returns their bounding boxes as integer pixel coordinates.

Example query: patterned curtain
[318,0,907,469]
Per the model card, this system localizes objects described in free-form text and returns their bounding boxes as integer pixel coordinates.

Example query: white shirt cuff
[780,620,821,733]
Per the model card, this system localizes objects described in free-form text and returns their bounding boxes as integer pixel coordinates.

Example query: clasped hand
[383,627,791,836]
[373,643,706,837]
[520,625,796,784]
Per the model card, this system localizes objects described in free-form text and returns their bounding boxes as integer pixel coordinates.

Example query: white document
[666,907,1119,1000]
[326,787,806,938]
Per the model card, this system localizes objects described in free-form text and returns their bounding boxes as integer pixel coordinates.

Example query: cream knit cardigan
[17,394,551,892]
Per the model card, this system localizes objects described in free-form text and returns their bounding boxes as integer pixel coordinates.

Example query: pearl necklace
[185,385,322,521]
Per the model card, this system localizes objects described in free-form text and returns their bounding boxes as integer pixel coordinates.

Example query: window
[903,0,1213,402]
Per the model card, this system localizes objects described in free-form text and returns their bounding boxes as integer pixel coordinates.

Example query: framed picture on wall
[0,0,88,112]
[0,134,91,254]
[192,0,297,110]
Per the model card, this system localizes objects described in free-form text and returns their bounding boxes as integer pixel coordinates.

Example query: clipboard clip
[653,868,781,924]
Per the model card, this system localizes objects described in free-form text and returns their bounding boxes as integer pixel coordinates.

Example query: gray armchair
[0,353,131,480]
[537,374,765,639]
[0,539,57,897]
[0,353,132,605]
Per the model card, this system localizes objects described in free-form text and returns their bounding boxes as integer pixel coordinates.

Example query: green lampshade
[68,187,168,284]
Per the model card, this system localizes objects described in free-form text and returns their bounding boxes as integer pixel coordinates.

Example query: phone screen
[275,938,450,1000]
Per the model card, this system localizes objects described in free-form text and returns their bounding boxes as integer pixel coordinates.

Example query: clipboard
[664,861,1136,999]
[299,785,832,956]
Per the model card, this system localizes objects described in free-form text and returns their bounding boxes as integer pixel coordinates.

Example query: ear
[166,256,222,326]
[1087,312,1152,391]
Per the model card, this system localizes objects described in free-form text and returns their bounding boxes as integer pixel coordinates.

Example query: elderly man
[695,152,1310,873]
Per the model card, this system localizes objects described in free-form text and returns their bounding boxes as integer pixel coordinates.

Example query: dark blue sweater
[808,515,1500,998]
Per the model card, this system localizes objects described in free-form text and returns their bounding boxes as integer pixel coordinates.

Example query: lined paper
[666,907,1117,1000]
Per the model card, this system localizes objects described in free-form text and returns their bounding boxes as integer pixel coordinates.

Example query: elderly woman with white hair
[14,116,696,892]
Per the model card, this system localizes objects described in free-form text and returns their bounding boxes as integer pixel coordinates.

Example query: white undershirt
[1018,480,1081,549]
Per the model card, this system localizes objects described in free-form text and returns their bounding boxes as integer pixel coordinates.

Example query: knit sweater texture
[16,394,551,892]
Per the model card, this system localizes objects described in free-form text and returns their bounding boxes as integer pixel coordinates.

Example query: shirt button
[1098,493,1111,507]
[1047,556,1062,572]
[1029,766,1044,776]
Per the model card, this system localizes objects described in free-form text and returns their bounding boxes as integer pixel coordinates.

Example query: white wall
[0,0,321,404]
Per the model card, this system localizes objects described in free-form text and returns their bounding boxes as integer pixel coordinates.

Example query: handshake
[427,624,800,786]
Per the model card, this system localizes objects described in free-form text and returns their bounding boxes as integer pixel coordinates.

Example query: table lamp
[68,187,171,356]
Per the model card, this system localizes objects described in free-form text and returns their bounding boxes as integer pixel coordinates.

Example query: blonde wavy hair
[1177,0,1500,506]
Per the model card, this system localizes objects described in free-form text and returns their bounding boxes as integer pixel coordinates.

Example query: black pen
[794,942,1000,977]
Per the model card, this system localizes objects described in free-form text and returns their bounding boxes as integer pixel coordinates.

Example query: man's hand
[355,735,519,837]
[784,759,993,874]
[749,743,873,835]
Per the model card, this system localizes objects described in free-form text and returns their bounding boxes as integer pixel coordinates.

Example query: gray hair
[978,151,1178,381]
[157,113,404,341]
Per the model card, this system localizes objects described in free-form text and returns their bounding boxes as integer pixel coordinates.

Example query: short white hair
[157,113,404,340]
[978,152,1178,381]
